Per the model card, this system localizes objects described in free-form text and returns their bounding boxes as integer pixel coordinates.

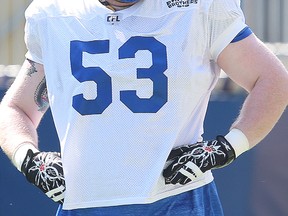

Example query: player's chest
[42,13,207,73]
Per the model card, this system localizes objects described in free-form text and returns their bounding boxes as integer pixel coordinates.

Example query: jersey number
[70,36,168,115]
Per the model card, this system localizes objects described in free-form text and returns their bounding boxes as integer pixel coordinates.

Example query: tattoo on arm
[26,59,38,77]
[25,59,49,112]
[34,78,49,112]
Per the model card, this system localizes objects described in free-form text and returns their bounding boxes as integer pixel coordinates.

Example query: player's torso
[36,0,216,131]
[31,0,218,207]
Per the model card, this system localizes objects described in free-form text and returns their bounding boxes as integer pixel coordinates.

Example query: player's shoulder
[207,0,241,9]
[142,0,240,17]
[25,0,103,20]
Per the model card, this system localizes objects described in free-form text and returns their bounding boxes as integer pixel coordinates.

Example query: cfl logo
[106,14,121,25]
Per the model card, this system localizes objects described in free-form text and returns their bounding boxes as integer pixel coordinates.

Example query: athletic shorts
[56,181,224,216]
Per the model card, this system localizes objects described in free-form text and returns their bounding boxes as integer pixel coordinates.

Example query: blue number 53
[70,36,168,115]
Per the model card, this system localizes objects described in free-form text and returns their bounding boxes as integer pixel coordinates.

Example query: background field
[1,1,288,215]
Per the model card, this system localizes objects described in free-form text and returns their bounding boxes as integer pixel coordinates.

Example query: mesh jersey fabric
[24,0,247,210]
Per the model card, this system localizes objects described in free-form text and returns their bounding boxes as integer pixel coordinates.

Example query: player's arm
[218,33,288,147]
[163,34,288,185]
[0,59,65,203]
[0,59,47,158]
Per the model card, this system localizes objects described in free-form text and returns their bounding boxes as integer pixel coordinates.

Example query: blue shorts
[56,181,224,216]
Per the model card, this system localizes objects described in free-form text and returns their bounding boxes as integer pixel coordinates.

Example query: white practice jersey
[25,0,247,210]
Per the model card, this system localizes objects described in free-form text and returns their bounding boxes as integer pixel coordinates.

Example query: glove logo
[21,150,66,203]
[27,153,64,190]
[163,136,236,185]
[39,163,45,172]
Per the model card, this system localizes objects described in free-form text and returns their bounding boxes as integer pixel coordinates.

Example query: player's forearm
[231,71,288,148]
[164,74,288,184]
[0,103,65,203]
[0,103,39,160]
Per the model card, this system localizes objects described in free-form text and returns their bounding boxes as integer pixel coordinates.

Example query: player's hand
[163,136,236,185]
[21,149,65,203]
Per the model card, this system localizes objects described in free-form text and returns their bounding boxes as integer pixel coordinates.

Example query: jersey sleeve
[24,1,43,64]
[208,0,249,61]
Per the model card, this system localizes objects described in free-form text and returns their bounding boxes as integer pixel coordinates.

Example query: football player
[1,0,288,215]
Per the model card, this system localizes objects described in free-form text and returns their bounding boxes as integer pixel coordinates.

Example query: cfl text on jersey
[106,14,122,25]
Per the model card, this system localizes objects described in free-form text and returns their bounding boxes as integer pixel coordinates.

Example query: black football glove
[163,136,236,185]
[21,149,65,203]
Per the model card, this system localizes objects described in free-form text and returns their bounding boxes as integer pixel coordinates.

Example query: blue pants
[56,181,224,216]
